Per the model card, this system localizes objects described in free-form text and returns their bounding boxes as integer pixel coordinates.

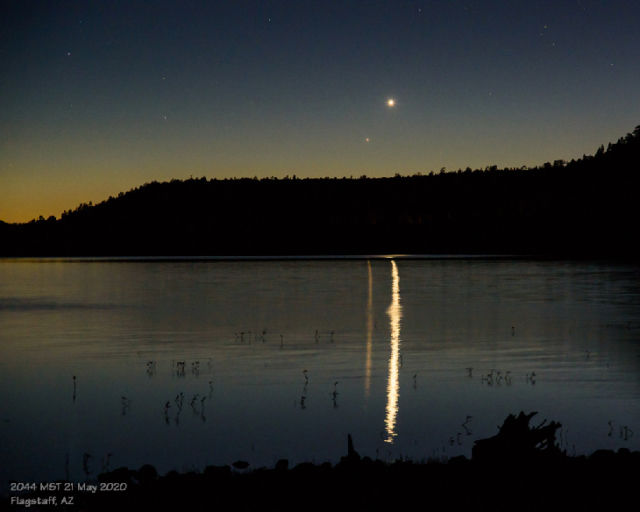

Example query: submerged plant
[82,453,92,478]
[120,396,131,416]
[462,415,473,435]
[332,381,339,408]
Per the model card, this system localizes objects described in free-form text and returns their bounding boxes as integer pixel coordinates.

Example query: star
[387,98,396,107]
[365,137,370,143]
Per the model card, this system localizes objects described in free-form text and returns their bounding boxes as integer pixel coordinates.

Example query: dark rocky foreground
[4,413,638,511]
[88,448,636,512]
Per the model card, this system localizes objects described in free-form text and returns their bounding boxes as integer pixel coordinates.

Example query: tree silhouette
[1,125,638,257]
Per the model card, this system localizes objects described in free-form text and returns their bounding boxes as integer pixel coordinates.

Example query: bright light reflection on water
[364,260,373,397]
[384,260,402,443]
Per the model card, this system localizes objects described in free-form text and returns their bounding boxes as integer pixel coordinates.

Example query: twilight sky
[1,0,639,223]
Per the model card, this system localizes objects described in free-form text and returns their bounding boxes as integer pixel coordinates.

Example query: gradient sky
[1,0,639,222]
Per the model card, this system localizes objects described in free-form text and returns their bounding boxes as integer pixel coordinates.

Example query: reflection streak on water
[384,260,402,443]
[364,260,373,397]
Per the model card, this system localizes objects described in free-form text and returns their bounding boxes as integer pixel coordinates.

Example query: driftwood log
[472,411,562,463]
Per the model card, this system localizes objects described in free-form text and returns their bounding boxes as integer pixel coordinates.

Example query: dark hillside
[1,126,638,257]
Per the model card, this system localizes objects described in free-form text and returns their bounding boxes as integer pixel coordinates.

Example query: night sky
[2,0,639,223]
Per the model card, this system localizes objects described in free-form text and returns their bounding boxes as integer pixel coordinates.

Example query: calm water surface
[0,258,638,488]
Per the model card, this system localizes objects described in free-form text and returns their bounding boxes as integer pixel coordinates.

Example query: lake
[0,257,638,489]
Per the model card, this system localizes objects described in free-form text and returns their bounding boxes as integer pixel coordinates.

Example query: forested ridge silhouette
[2,126,639,257]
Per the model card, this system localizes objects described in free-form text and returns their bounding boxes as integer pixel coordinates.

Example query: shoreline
[4,446,638,511]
